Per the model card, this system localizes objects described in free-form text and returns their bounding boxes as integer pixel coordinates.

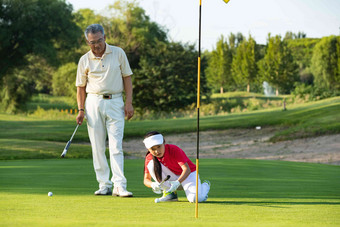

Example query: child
[143,131,210,203]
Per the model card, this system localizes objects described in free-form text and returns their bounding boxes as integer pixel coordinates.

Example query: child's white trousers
[147,160,210,202]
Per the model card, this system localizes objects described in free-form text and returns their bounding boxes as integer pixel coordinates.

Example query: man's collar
[89,43,112,59]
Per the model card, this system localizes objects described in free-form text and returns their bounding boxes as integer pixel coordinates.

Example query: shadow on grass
[205,200,340,207]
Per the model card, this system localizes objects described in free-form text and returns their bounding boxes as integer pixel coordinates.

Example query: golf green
[0,159,339,226]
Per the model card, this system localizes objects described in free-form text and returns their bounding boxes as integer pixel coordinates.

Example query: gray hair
[84,24,105,40]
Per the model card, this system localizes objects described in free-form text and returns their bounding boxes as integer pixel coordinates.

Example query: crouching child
[143,131,210,203]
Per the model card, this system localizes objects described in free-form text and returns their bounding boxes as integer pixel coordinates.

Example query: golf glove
[166,180,180,193]
[151,182,162,194]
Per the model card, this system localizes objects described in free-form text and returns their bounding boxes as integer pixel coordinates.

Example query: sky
[66,0,340,50]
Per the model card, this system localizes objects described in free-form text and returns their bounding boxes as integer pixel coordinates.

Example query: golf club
[60,124,79,158]
[160,175,171,185]
[152,175,171,195]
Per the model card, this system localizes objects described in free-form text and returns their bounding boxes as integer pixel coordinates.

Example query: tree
[104,1,168,69]
[205,35,234,93]
[228,32,245,49]
[73,8,103,31]
[52,62,78,101]
[232,35,258,92]
[73,8,106,58]
[0,64,35,113]
[0,0,81,78]
[287,38,320,84]
[284,31,306,40]
[0,0,82,112]
[133,41,201,115]
[0,54,54,114]
[311,36,340,90]
[19,54,55,94]
[259,35,299,95]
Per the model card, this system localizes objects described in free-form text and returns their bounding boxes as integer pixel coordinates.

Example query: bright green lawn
[0,159,339,226]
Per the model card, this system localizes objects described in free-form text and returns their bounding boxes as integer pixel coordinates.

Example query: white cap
[143,134,164,149]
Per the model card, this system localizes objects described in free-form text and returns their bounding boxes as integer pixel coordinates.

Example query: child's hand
[166,180,180,193]
[151,182,162,194]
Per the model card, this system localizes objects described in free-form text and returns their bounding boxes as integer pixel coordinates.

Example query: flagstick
[195,0,202,219]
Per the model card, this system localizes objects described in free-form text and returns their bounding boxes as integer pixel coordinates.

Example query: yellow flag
[223,0,230,3]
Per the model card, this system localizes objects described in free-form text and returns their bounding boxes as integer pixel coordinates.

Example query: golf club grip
[160,175,171,184]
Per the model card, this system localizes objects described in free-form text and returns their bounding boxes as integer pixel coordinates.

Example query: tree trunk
[220,87,224,94]
[247,84,250,93]
[276,88,279,96]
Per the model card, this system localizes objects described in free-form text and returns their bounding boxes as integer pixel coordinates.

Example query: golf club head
[60,124,80,159]
[60,149,67,158]
[60,141,71,158]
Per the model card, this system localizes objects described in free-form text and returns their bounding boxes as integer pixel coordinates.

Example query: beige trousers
[85,93,127,190]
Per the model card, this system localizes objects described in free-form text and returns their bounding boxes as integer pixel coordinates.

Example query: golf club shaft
[69,124,79,141]
[61,124,79,158]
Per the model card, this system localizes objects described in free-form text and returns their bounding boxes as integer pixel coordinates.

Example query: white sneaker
[94,187,112,195]
[202,180,211,202]
[154,191,178,203]
[113,186,133,197]
[203,180,211,188]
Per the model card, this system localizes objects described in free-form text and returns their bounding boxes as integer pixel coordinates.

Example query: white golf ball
[155,198,160,203]
[48,192,53,197]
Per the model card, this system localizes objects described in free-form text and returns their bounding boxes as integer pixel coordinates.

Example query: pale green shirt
[76,43,133,94]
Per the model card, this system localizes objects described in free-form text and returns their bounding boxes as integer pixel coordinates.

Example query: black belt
[102,93,121,99]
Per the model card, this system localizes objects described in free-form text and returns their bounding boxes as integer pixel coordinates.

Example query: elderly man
[76,24,133,197]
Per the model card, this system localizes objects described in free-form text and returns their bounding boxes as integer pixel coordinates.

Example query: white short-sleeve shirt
[76,43,133,94]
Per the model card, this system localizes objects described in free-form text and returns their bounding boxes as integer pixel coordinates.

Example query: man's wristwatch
[78,109,84,112]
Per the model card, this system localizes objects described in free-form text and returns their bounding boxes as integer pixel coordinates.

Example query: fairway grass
[0,97,339,160]
[1,159,339,226]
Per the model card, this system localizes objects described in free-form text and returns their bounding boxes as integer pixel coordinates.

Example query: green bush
[26,94,76,113]
[23,92,302,120]
[29,106,74,120]
[292,82,340,102]
[52,62,77,100]
[244,98,261,111]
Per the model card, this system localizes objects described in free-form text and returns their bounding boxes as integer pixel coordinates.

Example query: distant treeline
[1,0,339,114]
